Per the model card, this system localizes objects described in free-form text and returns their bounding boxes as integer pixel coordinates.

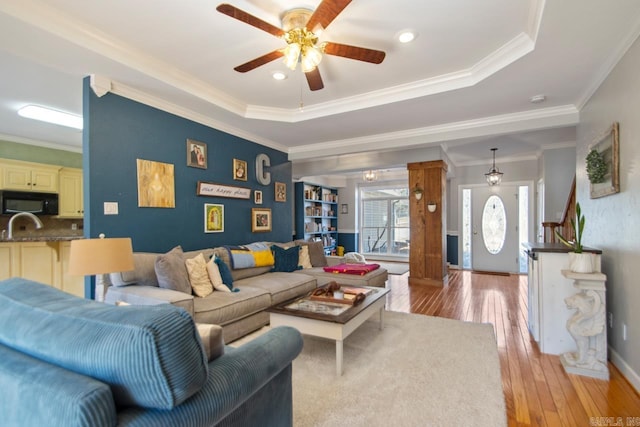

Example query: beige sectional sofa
[105,242,388,343]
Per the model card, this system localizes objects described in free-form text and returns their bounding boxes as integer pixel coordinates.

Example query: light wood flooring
[385,269,640,426]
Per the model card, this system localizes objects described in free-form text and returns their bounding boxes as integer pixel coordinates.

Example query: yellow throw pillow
[185,253,213,297]
[298,245,312,269]
[252,249,275,267]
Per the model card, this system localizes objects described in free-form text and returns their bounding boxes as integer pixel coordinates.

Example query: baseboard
[609,346,640,393]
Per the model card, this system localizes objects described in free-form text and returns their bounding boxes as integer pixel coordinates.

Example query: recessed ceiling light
[272,71,287,81]
[397,30,417,43]
[17,105,83,130]
[530,94,546,104]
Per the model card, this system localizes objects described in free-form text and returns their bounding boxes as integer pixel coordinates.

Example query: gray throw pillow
[296,240,327,267]
[155,246,192,294]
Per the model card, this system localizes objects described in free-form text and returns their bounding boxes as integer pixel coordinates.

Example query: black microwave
[0,191,59,215]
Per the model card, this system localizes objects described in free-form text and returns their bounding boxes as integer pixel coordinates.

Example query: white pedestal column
[560,270,609,380]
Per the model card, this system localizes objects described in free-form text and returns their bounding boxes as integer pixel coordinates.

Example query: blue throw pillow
[271,245,302,273]
[213,256,238,292]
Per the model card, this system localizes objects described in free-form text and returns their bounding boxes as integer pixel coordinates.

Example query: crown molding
[2,0,544,124]
[288,105,579,160]
[98,76,289,153]
[0,133,82,153]
[576,12,640,110]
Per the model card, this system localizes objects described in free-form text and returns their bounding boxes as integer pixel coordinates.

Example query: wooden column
[407,160,447,286]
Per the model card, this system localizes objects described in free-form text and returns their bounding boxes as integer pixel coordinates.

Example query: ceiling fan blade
[305,68,324,91]
[306,0,352,32]
[216,3,284,37]
[323,42,386,64]
[234,50,284,73]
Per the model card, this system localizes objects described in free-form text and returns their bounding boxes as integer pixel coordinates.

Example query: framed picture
[254,190,263,204]
[187,139,207,169]
[275,182,286,202]
[341,203,348,214]
[252,208,271,232]
[204,204,224,233]
[589,122,620,199]
[233,158,248,181]
[136,159,175,208]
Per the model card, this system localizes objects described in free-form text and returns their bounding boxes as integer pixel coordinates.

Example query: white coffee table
[268,286,389,376]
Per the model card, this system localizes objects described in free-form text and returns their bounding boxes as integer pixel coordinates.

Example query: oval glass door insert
[482,195,507,254]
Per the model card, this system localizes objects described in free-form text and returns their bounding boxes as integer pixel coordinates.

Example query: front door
[471,185,519,273]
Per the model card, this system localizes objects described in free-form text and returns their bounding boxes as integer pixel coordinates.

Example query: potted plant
[555,202,593,273]
[586,149,607,184]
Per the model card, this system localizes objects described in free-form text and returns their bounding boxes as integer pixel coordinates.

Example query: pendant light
[485,148,503,186]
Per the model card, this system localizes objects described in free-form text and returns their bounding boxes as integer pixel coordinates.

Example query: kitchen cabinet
[294,182,338,254]
[0,243,20,281]
[0,240,84,298]
[0,159,60,193]
[523,242,602,355]
[58,168,83,218]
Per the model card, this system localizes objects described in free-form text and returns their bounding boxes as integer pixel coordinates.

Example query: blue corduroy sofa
[0,278,303,427]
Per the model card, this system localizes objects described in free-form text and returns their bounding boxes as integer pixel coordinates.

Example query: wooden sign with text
[197,181,251,199]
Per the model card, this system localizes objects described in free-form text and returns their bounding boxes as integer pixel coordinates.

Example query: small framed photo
[341,204,348,214]
[275,182,286,202]
[254,190,263,204]
[204,204,224,233]
[252,208,272,232]
[187,139,207,169]
[233,158,248,181]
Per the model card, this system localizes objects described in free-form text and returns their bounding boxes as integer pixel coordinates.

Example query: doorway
[461,183,530,274]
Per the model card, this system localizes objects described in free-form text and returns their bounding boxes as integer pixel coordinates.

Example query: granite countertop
[522,242,602,254]
[0,236,83,243]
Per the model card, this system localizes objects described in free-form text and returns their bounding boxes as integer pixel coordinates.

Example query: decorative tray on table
[309,283,372,305]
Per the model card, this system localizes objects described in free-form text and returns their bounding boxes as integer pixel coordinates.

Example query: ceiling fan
[216,1,386,91]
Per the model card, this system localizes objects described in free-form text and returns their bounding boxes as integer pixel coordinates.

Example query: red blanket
[323,263,380,276]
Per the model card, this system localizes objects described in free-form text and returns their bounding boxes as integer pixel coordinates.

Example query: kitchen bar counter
[0,236,82,242]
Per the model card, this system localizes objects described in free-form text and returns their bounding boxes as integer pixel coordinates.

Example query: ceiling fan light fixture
[283,42,301,70]
[301,45,323,72]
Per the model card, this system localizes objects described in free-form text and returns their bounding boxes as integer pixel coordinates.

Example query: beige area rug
[232,311,506,427]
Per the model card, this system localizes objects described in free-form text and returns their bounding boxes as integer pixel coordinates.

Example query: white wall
[577,35,640,389]
[542,146,576,222]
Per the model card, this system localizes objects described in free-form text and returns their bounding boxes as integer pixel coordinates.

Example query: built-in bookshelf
[294,182,338,254]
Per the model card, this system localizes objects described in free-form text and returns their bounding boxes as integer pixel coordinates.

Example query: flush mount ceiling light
[397,30,417,43]
[18,105,83,130]
[484,148,504,186]
[272,71,287,80]
[530,94,546,103]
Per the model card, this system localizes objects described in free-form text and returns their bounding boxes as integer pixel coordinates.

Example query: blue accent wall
[446,234,459,266]
[338,233,358,253]
[83,78,292,254]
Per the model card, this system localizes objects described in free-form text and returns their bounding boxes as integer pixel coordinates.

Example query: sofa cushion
[155,246,192,294]
[185,253,214,297]
[111,252,160,287]
[192,286,271,326]
[0,278,208,410]
[206,256,230,292]
[271,245,302,273]
[296,240,328,267]
[0,344,117,427]
[298,245,312,269]
[214,255,236,291]
[235,272,317,305]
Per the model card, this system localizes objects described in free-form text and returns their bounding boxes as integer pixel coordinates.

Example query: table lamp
[68,234,134,302]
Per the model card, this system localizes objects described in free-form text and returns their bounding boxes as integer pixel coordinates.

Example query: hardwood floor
[385,269,640,426]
